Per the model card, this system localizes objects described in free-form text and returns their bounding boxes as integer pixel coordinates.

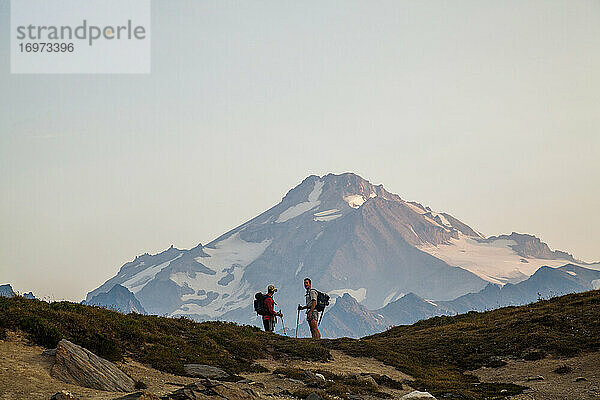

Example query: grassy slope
[329,289,600,399]
[0,297,329,375]
[1,290,598,399]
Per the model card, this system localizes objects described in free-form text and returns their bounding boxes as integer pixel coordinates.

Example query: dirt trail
[244,350,416,398]
[256,350,413,383]
[473,352,600,400]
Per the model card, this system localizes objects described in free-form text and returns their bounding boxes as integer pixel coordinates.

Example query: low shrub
[21,315,62,348]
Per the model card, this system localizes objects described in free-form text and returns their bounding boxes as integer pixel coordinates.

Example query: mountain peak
[0,284,16,298]
[281,172,400,216]
[86,173,597,331]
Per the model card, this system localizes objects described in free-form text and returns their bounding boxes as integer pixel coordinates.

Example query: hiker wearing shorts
[298,278,321,339]
[263,284,282,332]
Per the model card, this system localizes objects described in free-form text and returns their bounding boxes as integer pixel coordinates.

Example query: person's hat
[267,284,277,293]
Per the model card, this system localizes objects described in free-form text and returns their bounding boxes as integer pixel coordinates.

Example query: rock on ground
[43,348,57,356]
[400,391,437,399]
[164,379,256,399]
[183,364,229,379]
[50,391,79,400]
[113,391,161,400]
[355,374,378,388]
[51,339,135,392]
[305,393,323,400]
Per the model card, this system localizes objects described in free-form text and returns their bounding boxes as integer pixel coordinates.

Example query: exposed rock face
[164,379,256,399]
[84,284,146,314]
[51,339,135,392]
[183,364,229,379]
[480,232,576,261]
[0,284,16,298]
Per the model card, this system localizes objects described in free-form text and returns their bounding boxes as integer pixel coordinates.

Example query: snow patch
[328,287,367,303]
[199,233,272,272]
[369,192,377,198]
[122,254,182,294]
[314,214,342,222]
[408,225,419,239]
[313,208,343,221]
[169,233,271,317]
[592,279,600,290]
[343,194,365,209]
[277,180,324,223]
[423,215,445,229]
[418,234,592,285]
[382,290,405,307]
[405,202,427,215]
[566,271,577,276]
[431,212,451,227]
[425,300,438,306]
[314,209,339,217]
[405,202,452,228]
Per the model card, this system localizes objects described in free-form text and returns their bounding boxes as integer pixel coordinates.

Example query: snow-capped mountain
[86,173,598,326]
[416,232,588,286]
[378,263,600,326]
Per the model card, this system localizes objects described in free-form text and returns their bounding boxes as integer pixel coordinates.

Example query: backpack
[315,290,330,312]
[254,292,268,316]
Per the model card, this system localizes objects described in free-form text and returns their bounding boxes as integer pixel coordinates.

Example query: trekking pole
[318,311,323,326]
[281,314,286,336]
[295,307,300,338]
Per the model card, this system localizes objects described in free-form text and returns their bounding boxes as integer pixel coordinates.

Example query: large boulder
[51,339,135,392]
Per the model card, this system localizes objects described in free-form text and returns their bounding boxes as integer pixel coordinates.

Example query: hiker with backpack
[255,284,282,332]
[297,277,326,339]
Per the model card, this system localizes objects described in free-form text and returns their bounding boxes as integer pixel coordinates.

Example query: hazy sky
[1,0,599,301]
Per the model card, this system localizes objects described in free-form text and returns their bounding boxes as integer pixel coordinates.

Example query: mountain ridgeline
[86,173,600,336]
